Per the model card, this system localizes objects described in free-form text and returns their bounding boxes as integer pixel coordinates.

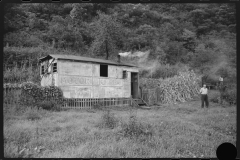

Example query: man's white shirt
[200,87,208,94]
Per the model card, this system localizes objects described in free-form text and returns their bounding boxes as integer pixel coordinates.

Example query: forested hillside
[4,3,236,86]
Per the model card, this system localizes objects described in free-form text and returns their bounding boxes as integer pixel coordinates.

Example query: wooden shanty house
[39,54,148,109]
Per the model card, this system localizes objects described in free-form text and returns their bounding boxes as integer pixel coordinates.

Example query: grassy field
[4,92,236,158]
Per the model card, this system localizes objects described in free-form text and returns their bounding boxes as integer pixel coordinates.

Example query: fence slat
[56,97,132,109]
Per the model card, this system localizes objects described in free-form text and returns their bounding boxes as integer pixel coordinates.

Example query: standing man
[219,76,223,86]
[200,84,209,108]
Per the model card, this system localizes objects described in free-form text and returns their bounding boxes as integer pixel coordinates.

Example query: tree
[70,3,117,23]
[190,42,217,85]
[46,15,85,51]
[4,3,27,34]
[89,12,125,59]
[124,24,158,51]
[181,29,197,52]
[164,41,186,65]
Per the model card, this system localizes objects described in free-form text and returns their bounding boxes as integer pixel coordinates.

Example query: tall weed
[222,87,236,105]
[24,108,41,121]
[98,110,119,129]
[120,114,153,138]
[3,63,40,84]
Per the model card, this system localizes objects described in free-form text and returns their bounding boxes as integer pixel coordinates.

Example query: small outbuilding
[39,54,142,108]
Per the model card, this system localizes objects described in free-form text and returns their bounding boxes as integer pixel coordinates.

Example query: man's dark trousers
[201,94,209,108]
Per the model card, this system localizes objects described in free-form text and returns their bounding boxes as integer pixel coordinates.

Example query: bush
[92,101,105,110]
[20,82,64,108]
[222,88,236,105]
[99,110,118,129]
[210,97,220,103]
[120,115,153,138]
[3,64,40,84]
[36,100,60,111]
[209,91,220,103]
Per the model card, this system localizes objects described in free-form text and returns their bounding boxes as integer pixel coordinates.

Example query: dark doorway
[131,72,138,99]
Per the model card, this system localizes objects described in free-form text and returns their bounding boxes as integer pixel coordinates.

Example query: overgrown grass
[4,98,236,158]
[120,114,154,138]
[97,110,119,129]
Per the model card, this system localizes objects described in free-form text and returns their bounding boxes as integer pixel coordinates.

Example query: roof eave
[54,57,137,67]
[39,55,54,63]
[39,54,138,67]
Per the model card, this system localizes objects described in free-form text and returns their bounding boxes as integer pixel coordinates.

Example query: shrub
[20,82,64,109]
[120,114,153,138]
[19,86,38,107]
[36,100,60,111]
[92,101,105,110]
[3,64,41,84]
[210,97,219,103]
[209,91,220,103]
[20,82,43,105]
[222,88,236,105]
[99,110,118,129]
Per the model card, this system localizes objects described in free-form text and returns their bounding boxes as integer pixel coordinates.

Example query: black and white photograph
[3,2,237,158]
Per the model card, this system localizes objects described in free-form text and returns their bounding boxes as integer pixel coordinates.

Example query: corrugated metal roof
[39,54,137,67]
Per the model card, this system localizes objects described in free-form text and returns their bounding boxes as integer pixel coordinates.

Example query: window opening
[100,64,108,77]
[123,70,127,79]
[53,63,57,73]
[41,65,45,75]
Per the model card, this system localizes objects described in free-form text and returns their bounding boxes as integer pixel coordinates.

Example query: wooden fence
[4,86,22,105]
[62,98,132,109]
[3,86,132,109]
[142,88,157,106]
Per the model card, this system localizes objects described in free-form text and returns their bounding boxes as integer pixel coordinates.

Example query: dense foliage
[4,3,236,76]
[20,82,64,109]
[3,3,236,104]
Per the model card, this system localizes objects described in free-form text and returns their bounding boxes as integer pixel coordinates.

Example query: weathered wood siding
[53,60,138,99]
[41,59,58,86]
